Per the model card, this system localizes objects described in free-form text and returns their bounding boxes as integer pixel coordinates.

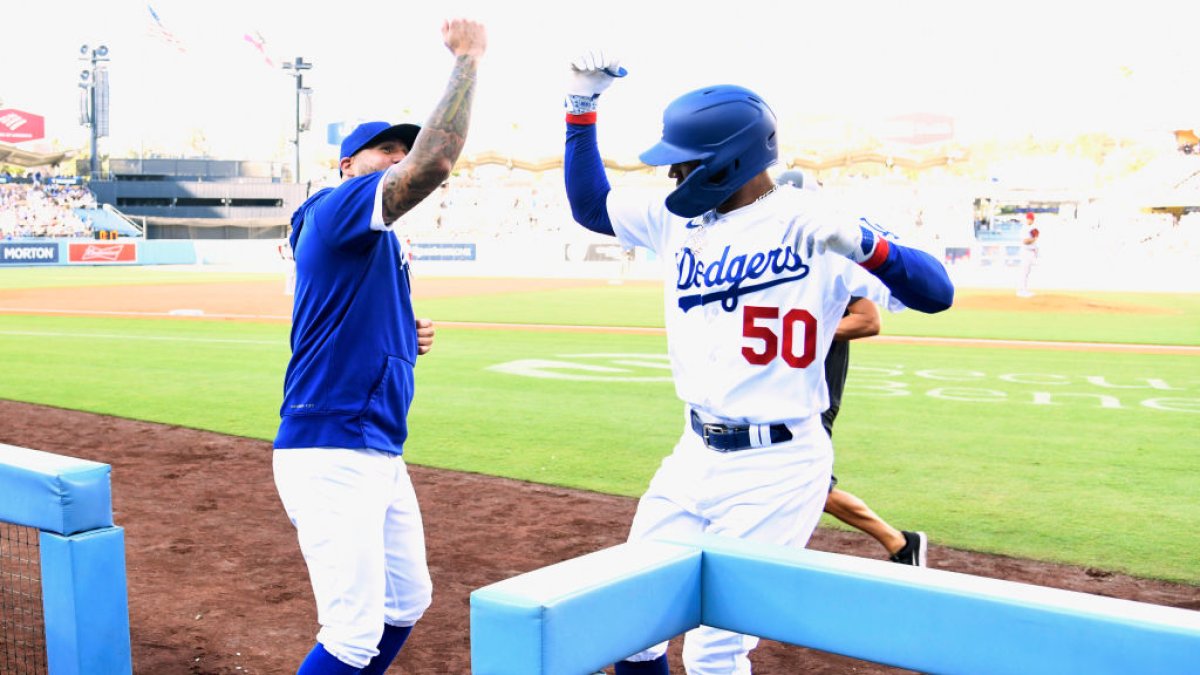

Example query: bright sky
[2,0,1196,172]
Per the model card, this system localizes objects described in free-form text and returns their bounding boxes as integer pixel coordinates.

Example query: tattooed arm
[381,19,487,225]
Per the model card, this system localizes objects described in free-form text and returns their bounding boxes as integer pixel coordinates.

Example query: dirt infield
[2,399,1198,675]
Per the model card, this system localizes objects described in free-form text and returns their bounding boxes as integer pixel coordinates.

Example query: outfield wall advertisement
[0,242,58,265]
[0,240,196,266]
[69,242,138,264]
[1,234,1194,292]
[410,242,476,261]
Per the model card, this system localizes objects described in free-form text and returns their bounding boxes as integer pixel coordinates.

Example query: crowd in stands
[0,181,97,239]
[3,165,1195,268]
[393,169,969,246]
[385,167,1200,275]
[1088,210,1200,266]
[396,172,578,241]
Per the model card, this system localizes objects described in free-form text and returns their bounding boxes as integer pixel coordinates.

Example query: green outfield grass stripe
[438,321,1200,354]
[870,335,1200,355]
[0,329,280,345]
[440,320,666,334]
[416,286,1200,346]
[5,315,1193,354]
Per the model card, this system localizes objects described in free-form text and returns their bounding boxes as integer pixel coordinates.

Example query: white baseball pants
[273,447,432,669]
[622,411,833,675]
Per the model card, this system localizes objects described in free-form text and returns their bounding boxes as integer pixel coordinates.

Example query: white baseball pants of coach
[622,410,834,675]
[273,447,433,669]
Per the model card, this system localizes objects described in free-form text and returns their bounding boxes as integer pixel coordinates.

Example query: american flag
[146,4,186,53]
[243,31,275,68]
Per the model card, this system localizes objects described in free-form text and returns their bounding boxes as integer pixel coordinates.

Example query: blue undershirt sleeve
[564,123,616,237]
[870,243,955,313]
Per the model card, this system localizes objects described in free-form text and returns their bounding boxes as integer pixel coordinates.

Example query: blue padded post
[691,534,1200,675]
[40,527,133,675]
[470,541,702,675]
[0,443,113,535]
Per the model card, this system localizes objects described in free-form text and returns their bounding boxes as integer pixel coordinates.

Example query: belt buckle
[701,422,728,447]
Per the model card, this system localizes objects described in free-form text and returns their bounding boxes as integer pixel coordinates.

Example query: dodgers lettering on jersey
[675,242,809,312]
[607,187,897,424]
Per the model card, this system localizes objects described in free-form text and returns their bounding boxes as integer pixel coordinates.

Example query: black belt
[690,410,793,452]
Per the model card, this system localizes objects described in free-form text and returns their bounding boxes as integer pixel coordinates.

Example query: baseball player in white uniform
[562,52,954,675]
[1018,211,1040,297]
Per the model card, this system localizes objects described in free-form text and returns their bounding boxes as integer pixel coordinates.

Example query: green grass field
[0,268,1198,584]
[417,282,1200,345]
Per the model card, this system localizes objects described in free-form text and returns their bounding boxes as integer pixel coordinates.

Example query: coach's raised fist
[443,18,487,58]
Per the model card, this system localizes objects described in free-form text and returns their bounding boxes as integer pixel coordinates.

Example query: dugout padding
[0,443,132,675]
[470,534,1200,675]
[470,541,701,675]
[697,534,1200,675]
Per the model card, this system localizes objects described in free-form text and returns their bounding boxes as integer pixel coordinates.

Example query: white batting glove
[804,218,877,263]
[565,50,627,115]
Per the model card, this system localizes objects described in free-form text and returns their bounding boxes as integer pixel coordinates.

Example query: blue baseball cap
[339,121,421,168]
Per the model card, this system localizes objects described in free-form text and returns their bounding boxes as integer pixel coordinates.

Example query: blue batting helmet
[640,84,778,218]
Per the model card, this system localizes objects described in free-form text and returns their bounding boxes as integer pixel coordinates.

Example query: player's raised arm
[563,50,627,236]
[379,19,486,225]
[804,215,955,313]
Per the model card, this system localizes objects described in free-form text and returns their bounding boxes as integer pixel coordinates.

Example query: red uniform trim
[861,236,890,270]
[565,112,597,125]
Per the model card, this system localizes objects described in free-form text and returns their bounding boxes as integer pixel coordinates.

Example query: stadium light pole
[78,44,110,179]
[282,57,313,184]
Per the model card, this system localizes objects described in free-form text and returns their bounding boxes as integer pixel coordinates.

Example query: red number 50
[741,305,817,368]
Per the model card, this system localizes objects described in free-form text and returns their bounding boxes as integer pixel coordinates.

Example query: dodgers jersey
[275,172,418,453]
[607,186,901,424]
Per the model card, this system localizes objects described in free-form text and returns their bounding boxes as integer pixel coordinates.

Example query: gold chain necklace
[751,185,780,205]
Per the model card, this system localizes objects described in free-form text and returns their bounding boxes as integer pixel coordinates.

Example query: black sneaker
[890,530,928,567]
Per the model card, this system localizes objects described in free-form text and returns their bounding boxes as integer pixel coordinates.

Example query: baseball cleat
[890,530,928,567]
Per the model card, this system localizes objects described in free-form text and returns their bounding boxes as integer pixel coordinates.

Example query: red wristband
[566,111,597,125]
[860,236,890,270]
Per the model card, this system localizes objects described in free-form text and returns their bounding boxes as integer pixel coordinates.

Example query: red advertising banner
[69,242,138,264]
[0,109,46,144]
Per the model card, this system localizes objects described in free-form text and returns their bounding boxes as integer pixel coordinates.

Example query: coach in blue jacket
[272,19,486,675]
